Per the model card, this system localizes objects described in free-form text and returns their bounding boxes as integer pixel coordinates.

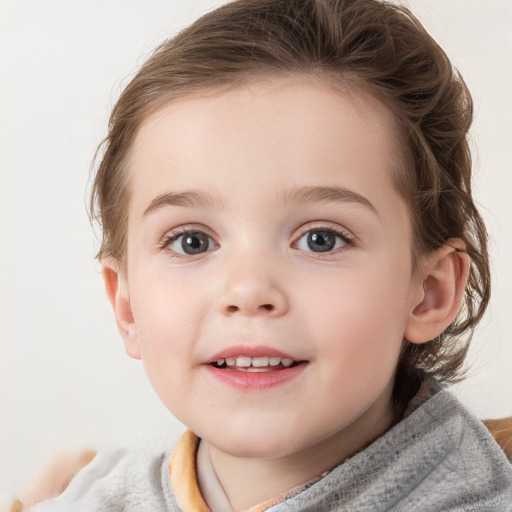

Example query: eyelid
[292,222,356,253]
[160,225,219,257]
[294,222,355,242]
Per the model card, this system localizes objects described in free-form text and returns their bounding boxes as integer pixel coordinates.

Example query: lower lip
[204,363,307,390]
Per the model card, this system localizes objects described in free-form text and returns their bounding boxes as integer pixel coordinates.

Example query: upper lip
[206,345,301,364]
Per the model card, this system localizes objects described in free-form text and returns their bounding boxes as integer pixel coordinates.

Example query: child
[23,0,512,510]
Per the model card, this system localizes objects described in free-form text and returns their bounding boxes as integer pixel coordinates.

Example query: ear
[404,239,470,344]
[101,259,141,360]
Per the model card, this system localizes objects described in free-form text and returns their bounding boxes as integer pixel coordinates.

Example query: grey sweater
[30,389,512,511]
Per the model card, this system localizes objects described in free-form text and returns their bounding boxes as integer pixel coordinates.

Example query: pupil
[307,231,335,252]
[182,233,208,254]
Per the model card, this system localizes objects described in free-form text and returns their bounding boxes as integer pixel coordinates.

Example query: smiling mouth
[211,356,299,372]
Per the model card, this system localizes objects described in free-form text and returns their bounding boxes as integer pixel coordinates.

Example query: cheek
[306,263,411,365]
[128,272,211,382]
[132,267,208,330]
[130,285,201,413]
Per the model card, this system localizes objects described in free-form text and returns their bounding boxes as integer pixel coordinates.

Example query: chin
[203,421,309,459]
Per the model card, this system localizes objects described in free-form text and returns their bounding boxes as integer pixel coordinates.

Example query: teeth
[236,356,252,367]
[215,356,295,368]
[252,356,269,367]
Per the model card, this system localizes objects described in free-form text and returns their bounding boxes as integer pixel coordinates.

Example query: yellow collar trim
[169,430,313,512]
[169,430,210,512]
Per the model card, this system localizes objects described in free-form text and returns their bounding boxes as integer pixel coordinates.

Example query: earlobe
[101,259,141,360]
[404,239,470,344]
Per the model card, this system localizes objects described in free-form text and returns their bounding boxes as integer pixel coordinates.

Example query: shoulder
[406,390,512,508]
[26,447,180,512]
[405,381,512,468]
[271,389,512,512]
[421,390,512,472]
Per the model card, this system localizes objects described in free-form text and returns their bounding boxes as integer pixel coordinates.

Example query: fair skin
[103,78,469,511]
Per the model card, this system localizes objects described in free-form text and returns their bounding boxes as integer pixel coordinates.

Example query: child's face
[116,78,425,459]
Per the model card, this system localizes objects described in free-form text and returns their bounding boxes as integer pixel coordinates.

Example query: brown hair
[90,0,490,414]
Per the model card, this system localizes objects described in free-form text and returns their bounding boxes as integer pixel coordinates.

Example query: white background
[1,0,511,504]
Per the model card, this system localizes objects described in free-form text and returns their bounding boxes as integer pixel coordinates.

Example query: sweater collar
[168,383,512,511]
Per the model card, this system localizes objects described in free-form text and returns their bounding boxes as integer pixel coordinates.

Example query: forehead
[127,77,406,218]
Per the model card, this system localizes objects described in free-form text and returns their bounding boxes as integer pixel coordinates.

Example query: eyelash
[159,226,217,258]
[159,224,356,258]
[293,224,355,253]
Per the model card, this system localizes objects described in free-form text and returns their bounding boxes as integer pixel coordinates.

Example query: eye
[165,231,217,256]
[295,228,350,253]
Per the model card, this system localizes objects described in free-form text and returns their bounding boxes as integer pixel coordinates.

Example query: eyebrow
[283,185,379,217]
[143,190,226,216]
[143,185,378,217]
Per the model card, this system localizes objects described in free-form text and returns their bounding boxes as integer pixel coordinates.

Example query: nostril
[224,303,275,313]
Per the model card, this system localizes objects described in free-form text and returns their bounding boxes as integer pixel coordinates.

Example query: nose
[217,255,289,317]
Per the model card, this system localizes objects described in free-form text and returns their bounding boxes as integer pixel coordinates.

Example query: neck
[205,399,395,511]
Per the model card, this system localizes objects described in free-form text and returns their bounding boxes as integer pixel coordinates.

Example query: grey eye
[170,232,215,255]
[296,229,348,253]
[307,231,335,252]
